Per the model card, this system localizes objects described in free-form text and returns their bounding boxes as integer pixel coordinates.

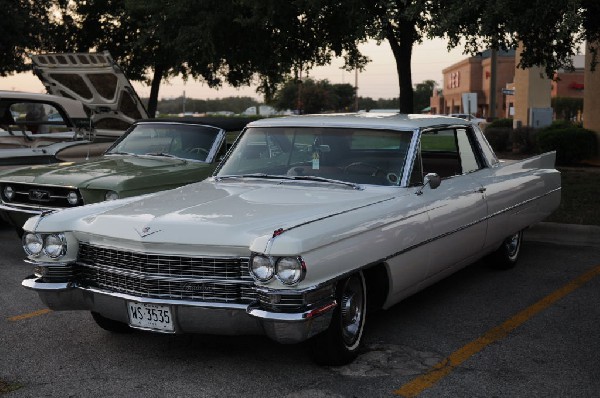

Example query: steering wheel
[343,162,383,176]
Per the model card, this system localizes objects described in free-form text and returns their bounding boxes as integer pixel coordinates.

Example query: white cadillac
[21,113,560,365]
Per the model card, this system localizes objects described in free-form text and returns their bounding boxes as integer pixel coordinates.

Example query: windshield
[107,123,221,162]
[216,126,413,186]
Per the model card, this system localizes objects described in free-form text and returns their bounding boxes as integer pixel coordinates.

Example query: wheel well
[363,263,389,313]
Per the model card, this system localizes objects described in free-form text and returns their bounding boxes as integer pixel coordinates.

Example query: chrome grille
[76,243,256,303]
[0,182,81,208]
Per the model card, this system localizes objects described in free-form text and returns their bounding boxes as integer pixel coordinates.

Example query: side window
[419,127,483,180]
[456,128,482,174]
[9,102,68,134]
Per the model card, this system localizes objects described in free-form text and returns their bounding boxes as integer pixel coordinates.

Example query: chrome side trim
[264,196,396,252]
[382,187,561,262]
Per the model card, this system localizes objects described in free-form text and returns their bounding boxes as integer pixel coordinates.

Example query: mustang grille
[0,182,81,208]
[76,243,256,303]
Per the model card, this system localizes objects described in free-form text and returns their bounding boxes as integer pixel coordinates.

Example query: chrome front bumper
[22,276,336,344]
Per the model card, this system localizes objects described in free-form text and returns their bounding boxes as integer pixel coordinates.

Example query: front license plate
[127,302,174,332]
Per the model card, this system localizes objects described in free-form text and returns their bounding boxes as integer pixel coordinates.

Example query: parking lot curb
[525,222,600,247]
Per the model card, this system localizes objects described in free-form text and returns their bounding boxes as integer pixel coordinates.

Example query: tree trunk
[147,66,164,118]
[385,22,415,114]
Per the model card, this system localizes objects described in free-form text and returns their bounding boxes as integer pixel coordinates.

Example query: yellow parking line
[395,264,600,397]
[8,308,52,322]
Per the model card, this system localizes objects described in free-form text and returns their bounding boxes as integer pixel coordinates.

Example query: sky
[0,39,467,101]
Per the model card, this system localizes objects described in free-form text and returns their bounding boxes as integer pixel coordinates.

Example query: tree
[272,78,356,113]
[433,0,600,76]
[56,0,369,117]
[0,0,55,75]
[413,80,436,113]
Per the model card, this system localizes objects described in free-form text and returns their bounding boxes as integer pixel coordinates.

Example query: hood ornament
[135,226,161,238]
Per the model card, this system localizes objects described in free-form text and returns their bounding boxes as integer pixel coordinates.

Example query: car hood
[0,155,210,190]
[28,179,403,254]
[29,52,148,126]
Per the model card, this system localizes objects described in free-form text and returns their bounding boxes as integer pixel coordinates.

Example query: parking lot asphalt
[525,222,600,247]
[1,222,599,397]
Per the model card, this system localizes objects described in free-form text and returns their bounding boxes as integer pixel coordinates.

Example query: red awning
[568,82,584,90]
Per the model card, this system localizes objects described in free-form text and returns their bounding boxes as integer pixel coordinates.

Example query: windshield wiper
[106,151,136,156]
[287,175,362,190]
[143,152,178,158]
[215,173,290,181]
[215,173,362,189]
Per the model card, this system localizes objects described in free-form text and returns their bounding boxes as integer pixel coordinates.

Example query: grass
[546,166,600,226]
[498,151,600,226]
[0,380,21,394]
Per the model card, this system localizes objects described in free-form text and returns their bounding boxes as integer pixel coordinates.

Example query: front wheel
[491,230,523,269]
[309,271,367,366]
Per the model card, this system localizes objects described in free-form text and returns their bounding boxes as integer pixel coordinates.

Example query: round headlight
[23,233,44,256]
[276,257,306,285]
[43,234,67,258]
[3,185,15,201]
[66,191,79,205]
[250,255,274,282]
[105,190,119,201]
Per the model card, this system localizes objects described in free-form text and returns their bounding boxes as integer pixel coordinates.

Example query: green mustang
[0,117,250,233]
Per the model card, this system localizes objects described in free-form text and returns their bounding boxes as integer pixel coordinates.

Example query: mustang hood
[30,179,400,253]
[0,156,208,190]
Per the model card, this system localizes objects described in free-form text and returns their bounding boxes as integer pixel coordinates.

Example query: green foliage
[552,97,583,121]
[536,125,598,165]
[546,119,581,130]
[414,80,436,113]
[356,97,399,111]
[0,0,55,75]
[272,78,356,113]
[484,127,511,152]
[510,126,537,154]
[155,97,259,115]
[546,167,600,226]
[488,118,513,128]
[435,0,590,79]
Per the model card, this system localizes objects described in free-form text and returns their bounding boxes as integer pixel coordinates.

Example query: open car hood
[29,52,149,130]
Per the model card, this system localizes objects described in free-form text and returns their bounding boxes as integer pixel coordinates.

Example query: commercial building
[430,51,585,121]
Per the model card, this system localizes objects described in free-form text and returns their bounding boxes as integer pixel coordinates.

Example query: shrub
[511,126,537,154]
[487,118,513,129]
[484,127,511,152]
[545,119,577,130]
[536,126,598,165]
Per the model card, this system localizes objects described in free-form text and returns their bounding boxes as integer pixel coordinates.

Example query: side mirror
[416,172,441,196]
[424,173,441,189]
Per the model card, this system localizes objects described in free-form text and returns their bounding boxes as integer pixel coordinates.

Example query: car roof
[247,113,470,130]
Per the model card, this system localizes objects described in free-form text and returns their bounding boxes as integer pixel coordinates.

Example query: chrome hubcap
[505,232,521,259]
[340,275,364,346]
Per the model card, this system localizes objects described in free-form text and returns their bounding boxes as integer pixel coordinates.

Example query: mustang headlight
[43,234,67,258]
[3,185,15,201]
[250,255,274,282]
[276,257,306,285]
[66,191,79,205]
[23,233,44,256]
[105,191,119,201]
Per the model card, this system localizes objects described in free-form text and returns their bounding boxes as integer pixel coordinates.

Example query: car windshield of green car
[106,123,221,162]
